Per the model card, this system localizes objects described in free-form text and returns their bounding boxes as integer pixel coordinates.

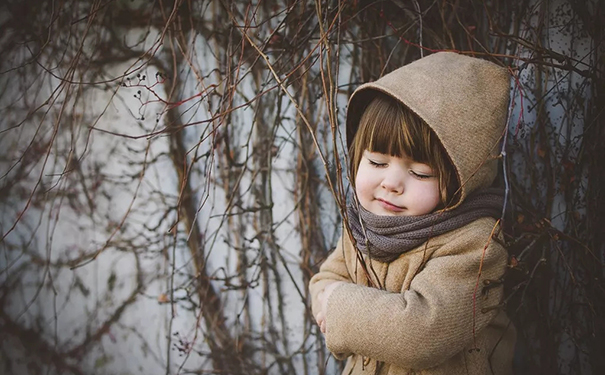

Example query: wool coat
[309,52,516,375]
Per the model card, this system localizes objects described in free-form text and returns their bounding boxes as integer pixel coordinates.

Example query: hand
[315,281,344,334]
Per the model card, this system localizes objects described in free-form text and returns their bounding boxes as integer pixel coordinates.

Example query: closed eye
[410,170,434,179]
[368,159,387,168]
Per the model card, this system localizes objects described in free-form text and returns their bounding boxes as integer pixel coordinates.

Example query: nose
[381,171,404,194]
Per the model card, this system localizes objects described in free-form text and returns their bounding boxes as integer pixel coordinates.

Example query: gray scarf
[347,188,504,262]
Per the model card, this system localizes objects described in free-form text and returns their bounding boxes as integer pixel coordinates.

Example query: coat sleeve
[323,221,508,369]
[308,235,355,325]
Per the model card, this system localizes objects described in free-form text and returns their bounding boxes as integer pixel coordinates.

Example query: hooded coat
[309,52,516,375]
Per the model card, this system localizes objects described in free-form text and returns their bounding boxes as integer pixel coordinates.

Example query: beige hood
[346,52,510,208]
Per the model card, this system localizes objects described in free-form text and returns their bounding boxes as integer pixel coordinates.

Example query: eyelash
[369,159,434,179]
[410,170,433,179]
[368,160,386,167]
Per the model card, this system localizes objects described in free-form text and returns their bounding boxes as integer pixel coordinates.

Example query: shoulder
[408,218,509,282]
[429,217,507,260]
[435,217,502,245]
[447,216,501,237]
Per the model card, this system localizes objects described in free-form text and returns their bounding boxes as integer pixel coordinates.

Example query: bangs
[365,109,409,157]
[356,95,431,164]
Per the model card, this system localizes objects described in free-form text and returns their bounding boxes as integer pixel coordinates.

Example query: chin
[386,211,411,217]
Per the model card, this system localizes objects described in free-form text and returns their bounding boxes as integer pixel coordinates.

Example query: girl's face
[355,150,441,216]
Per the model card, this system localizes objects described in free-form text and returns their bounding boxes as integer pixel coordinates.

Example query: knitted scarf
[347,188,504,262]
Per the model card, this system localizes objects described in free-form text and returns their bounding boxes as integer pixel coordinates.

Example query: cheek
[417,182,441,210]
[354,174,368,198]
[354,165,375,201]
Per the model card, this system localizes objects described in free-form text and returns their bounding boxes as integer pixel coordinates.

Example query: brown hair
[348,93,460,208]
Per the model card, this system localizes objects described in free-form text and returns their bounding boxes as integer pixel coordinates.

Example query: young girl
[309,52,516,374]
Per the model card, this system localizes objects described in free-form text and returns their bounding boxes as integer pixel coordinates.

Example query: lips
[376,198,405,212]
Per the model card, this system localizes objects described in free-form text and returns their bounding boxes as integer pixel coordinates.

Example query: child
[309,52,516,375]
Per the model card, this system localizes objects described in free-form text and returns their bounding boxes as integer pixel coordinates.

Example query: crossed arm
[309,223,508,368]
